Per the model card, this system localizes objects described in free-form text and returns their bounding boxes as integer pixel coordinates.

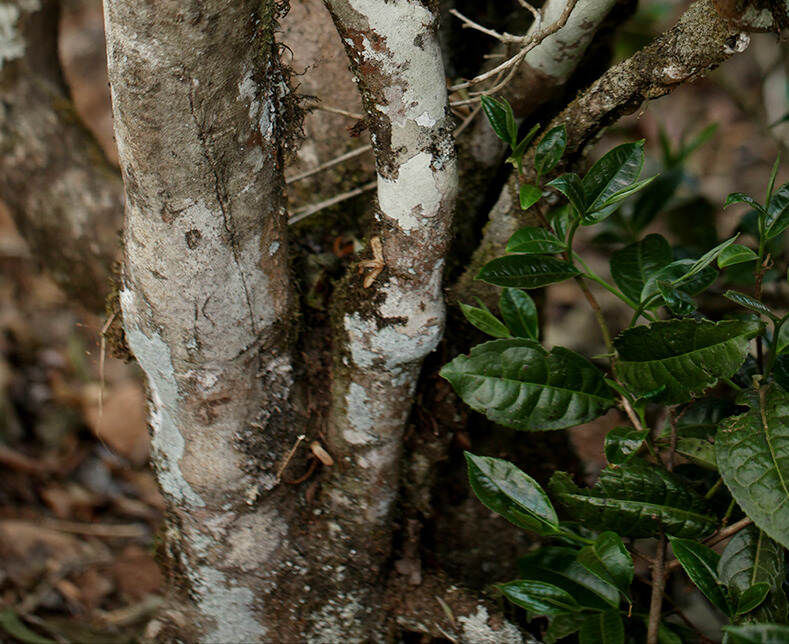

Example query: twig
[275,433,306,483]
[39,518,148,538]
[98,311,116,419]
[286,145,372,185]
[647,529,668,644]
[288,181,377,225]
[313,104,364,120]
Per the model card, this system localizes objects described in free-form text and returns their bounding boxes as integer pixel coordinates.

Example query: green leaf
[677,235,739,284]
[673,398,737,439]
[641,259,718,306]
[506,226,565,254]
[669,536,730,615]
[465,452,559,534]
[544,613,585,644]
[480,95,514,145]
[0,611,57,644]
[716,385,789,549]
[519,184,543,210]
[549,460,717,539]
[518,547,619,610]
[579,611,625,644]
[477,255,580,289]
[765,181,789,239]
[583,141,645,221]
[615,319,762,404]
[459,303,511,338]
[577,532,633,598]
[508,124,541,170]
[675,437,717,470]
[498,579,582,616]
[593,175,658,215]
[441,339,615,431]
[737,584,771,616]
[604,426,649,465]
[719,244,759,268]
[719,524,788,624]
[610,234,673,304]
[766,155,781,206]
[657,280,696,316]
[723,624,789,643]
[548,173,587,216]
[499,288,538,340]
[535,125,567,176]
[725,192,767,216]
[724,291,776,320]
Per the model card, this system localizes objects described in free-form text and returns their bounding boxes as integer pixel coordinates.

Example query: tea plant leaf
[675,437,717,470]
[765,181,789,239]
[657,280,696,316]
[535,125,566,176]
[0,611,56,644]
[610,234,673,303]
[509,124,541,170]
[604,426,649,465]
[723,624,789,643]
[440,339,615,430]
[577,532,633,599]
[678,235,738,283]
[498,580,582,616]
[595,176,657,213]
[716,386,789,549]
[499,288,538,340]
[465,453,559,535]
[724,291,776,320]
[615,319,762,404]
[737,584,770,616]
[477,255,580,289]
[548,173,587,216]
[544,613,585,644]
[583,141,645,222]
[725,192,767,215]
[506,226,565,255]
[459,303,510,338]
[669,537,730,616]
[549,460,717,539]
[578,611,625,644]
[519,184,543,210]
[719,244,759,268]
[641,259,718,307]
[480,95,514,145]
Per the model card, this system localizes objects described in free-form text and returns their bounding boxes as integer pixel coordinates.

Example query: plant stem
[647,529,668,644]
[665,517,754,572]
[764,314,788,379]
[704,477,724,500]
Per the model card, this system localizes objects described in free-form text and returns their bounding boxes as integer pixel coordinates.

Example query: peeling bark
[0,0,122,311]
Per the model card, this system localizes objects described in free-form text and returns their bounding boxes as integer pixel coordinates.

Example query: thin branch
[286,144,372,184]
[647,530,668,644]
[313,104,364,120]
[288,181,377,225]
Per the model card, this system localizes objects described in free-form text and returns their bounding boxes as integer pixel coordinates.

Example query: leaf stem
[704,477,724,500]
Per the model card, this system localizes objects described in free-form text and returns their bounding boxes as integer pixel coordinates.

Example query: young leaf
[465,453,559,534]
[725,192,767,216]
[736,583,770,616]
[609,234,673,304]
[582,141,645,221]
[477,255,579,289]
[641,259,718,306]
[578,611,624,644]
[519,184,543,210]
[506,226,565,254]
[604,426,649,465]
[499,288,539,340]
[498,580,582,616]
[548,173,587,216]
[716,385,789,549]
[577,532,633,599]
[535,125,566,176]
[657,280,696,316]
[459,303,511,338]
[766,155,781,206]
[549,461,717,539]
[719,525,788,624]
[615,319,762,404]
[719,244,759,268]
[723,624,789,643]
[724,290,776,320]
[669,536,731,616]
[508,124,541,170]
[677,234,738,283]
[480,95,514,145]
[592,175,657,216]
[765,181,789,239]
[440,339,615,431]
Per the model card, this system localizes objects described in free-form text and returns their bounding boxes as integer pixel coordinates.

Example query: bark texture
[0,0,122,311]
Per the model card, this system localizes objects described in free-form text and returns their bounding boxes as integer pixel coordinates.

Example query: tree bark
[0,0,122,311]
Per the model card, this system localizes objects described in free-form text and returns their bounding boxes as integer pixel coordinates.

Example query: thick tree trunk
[0,0,122,311]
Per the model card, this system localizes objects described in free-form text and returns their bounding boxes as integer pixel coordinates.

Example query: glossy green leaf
[724,291,776,320]
[535,125,567,176]
[718,524,788,624]
[583,141,645,221]
[658,280,696,316]
[548,173,587,216]
[615,319,761,404]
[465,452,559,535]
[678,235,738,283]
[719,244,759,268]
[610,234,673,304]
[675,437,717,470]
[518,547,619,610]
[549,460,717,539]
[480,95,514,145]
[577,532,633,598]
[673,398,737,439]
[441,339,615,430]
[0,611,56,644]
[737,584,771,616]
[544,613,585,644]
[765,181,789,239]
[506,226,565,254]
[519,184,543,210]
[723,624,789,643]
[774,356,789,393]
[604,426,648,465]
[725,192,767,216]
[477,255,580,289]
[499,288,538,340]
[594,175,657,214]
[716,386,789,549]
[641,259,718,307]
[498,579,581,616]
[669,536,730,615]
[508,124,541,170]
[459,303,510,338]
[579,611,625,644]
